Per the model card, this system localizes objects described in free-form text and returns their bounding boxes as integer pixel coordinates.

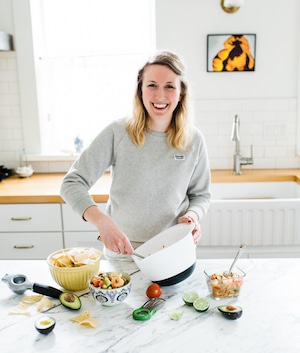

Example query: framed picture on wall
[207,34,256,72]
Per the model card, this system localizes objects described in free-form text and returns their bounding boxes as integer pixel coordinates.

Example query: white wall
[0,0,13,33]
[0,0,299,171]
[0,1,22,167]
[156,0,299,99]
[156,0,300,170]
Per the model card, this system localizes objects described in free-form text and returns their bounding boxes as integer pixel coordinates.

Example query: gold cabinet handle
[11,217,32,221]
[13,245,34,249]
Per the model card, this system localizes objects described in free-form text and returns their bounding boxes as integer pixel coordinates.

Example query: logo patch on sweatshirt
[174,154,185,160]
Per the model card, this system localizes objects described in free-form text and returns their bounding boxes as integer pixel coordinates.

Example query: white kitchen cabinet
[0,204,62,232]
[62,203,106,250]
[0,233,63,259]
[0,204,63,259]
[62,203,106,231]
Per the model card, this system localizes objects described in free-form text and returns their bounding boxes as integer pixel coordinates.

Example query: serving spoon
[227,243,247,275]
[133,252,145,259]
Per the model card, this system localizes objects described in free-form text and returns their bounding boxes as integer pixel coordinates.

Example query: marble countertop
[0,258,299,353]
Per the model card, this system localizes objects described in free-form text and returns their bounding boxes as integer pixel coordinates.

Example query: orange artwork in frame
[207,34,256,72]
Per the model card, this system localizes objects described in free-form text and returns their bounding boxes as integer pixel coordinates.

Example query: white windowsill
[26,154,79,162]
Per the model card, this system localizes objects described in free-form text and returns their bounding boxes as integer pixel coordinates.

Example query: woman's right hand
[83,205,134,255]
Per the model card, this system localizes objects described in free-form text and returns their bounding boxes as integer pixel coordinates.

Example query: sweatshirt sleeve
[186,129,211,221]
[60,122,116,217]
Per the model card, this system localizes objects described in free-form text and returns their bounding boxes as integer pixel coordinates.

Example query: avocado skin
[59,292,81,310]
[218,305,243,320]
[35,316,56,334]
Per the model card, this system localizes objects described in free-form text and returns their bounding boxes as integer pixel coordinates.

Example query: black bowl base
[153,262,196,286]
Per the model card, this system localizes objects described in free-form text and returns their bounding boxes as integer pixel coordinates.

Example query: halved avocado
[35,316,56,334]
[59,292,81,310]
[218,305,243,320]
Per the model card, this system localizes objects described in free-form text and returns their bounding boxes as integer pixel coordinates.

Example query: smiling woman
[141,65,182,132]
[13,0,156,155]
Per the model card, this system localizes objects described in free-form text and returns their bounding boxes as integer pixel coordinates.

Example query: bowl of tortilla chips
[47,247,102,291]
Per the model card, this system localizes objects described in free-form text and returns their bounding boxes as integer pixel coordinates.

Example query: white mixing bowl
[132,223,196,286]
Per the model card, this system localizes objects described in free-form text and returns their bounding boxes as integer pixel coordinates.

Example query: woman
[60,51,211,258]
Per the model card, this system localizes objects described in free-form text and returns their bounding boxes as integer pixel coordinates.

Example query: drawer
[0,232,63,259]
[0,204,62,232]
[62,203,106,231]
[64,231,103,251]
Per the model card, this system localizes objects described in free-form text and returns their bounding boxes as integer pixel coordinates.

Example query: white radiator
[200,199,300,246]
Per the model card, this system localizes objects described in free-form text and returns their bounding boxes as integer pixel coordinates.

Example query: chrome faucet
[231,115,253,175]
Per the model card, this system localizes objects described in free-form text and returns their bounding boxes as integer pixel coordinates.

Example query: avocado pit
[218,304,243,320]
[59,292,81,310]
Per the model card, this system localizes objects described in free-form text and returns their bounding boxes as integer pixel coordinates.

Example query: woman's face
[141,64,182,131]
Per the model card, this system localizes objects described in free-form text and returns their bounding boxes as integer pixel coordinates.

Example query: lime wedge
[193,297,210,312]
[169,311,183,321]
[182,291,199,306]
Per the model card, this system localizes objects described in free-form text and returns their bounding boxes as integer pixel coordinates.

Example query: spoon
[133,252,145,259]
[227,243,247,275]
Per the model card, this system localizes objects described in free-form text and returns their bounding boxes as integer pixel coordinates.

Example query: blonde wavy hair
[126,51,192,150]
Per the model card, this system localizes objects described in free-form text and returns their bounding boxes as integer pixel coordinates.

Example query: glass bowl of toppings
[204,267,246,299]
[89,272,131,306]
[47,247,102,291]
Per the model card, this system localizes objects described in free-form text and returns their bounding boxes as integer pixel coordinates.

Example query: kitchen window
[14,0,156,156]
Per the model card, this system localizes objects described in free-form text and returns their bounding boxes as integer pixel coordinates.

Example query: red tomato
[146,283,162,298]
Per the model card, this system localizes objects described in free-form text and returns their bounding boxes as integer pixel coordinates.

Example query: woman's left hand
[178,212,201,245]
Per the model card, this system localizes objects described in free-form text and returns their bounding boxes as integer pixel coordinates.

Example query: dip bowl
[204,267,246,299]
[89,272,131,306]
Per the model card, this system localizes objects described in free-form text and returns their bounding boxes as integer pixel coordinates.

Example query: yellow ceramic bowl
[47,247,102,291]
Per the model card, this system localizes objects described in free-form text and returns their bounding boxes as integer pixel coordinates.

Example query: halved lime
[169,311,183,321]
[182,291,199,306]
[193,297,210,312]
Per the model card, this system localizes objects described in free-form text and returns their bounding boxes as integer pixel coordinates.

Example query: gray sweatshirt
[60,118,211,243]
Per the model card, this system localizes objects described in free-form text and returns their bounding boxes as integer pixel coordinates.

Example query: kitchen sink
[211,181,300,200]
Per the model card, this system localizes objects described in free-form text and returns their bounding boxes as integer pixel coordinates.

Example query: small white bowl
[16,166,34,178]
[89,273,131,306]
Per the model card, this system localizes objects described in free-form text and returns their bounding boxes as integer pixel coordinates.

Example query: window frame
[12,0,156,159]
[13,0,42,156]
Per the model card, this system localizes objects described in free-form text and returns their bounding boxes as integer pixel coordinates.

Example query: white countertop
[0,258,299,353]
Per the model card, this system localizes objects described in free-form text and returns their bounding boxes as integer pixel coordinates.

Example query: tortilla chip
[79,318,98,328]
[50,248,102,267]
[70,310,97,328]
[70,310,91,323]
[9,302,30,315]
[55,255,73,267]
[22,294,43,304]
[9,294,53,315]
[37,297,54,312]
[69,255,85,265]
